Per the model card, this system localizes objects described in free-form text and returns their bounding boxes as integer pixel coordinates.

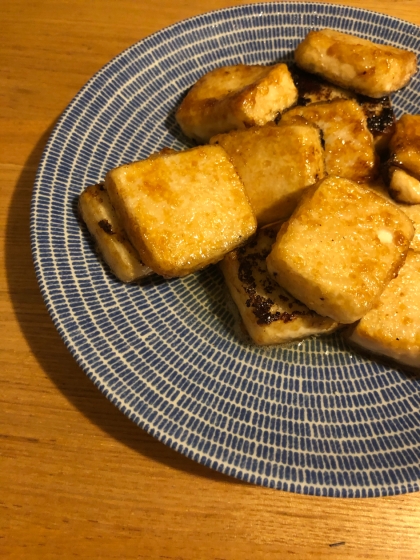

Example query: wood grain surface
[2,0,420,558]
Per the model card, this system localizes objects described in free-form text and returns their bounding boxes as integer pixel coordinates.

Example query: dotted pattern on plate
[31,2,420,497]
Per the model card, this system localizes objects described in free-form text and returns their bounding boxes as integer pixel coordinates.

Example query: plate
[31,2,420,497]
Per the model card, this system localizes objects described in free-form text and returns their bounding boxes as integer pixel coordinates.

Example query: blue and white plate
[31,2,420,497]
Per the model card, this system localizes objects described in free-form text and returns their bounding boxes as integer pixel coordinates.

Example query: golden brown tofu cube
[176,63,298,143]
[105,145,257,278]
[348,250,420,372]
[387,115,420,204]
[220,224,339,345]
[266,176,414,324]
[281,99,378,182]
[210,123,325,226]
[295,29,417,98]
[291,65,396,155]
[79,183,152,282]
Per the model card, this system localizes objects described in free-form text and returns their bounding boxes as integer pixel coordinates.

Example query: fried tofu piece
[386,115,420,204]
[176,63,298,143]
[281,99,377,182]
[266,176,414,324]
[105,145,257,278]
[295,28,417,98]
[388,168,420,204]
[348,250,420,372]
[78,183,153,282]
[220,224,339,345]
[210,122,325,226]
[291,65,396,155]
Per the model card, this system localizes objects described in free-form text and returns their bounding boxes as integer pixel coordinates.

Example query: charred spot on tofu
[220,225,338,345]
[235,230,308,326]
[98,219,115,235]
[360,96,395,136]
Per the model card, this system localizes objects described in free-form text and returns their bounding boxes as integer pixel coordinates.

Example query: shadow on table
[6,124,242,487]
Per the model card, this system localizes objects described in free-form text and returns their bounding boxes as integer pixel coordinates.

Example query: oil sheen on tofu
[176,63,298,143]
[266,176,414,324]
[220,224,339,345]
[105,145,257,278]
[295,28,417,98]
[210,122,325,226]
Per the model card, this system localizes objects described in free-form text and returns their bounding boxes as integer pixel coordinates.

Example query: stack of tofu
[79,28,420,372]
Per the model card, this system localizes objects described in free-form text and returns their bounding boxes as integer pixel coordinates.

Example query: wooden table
[2,0,420,557]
